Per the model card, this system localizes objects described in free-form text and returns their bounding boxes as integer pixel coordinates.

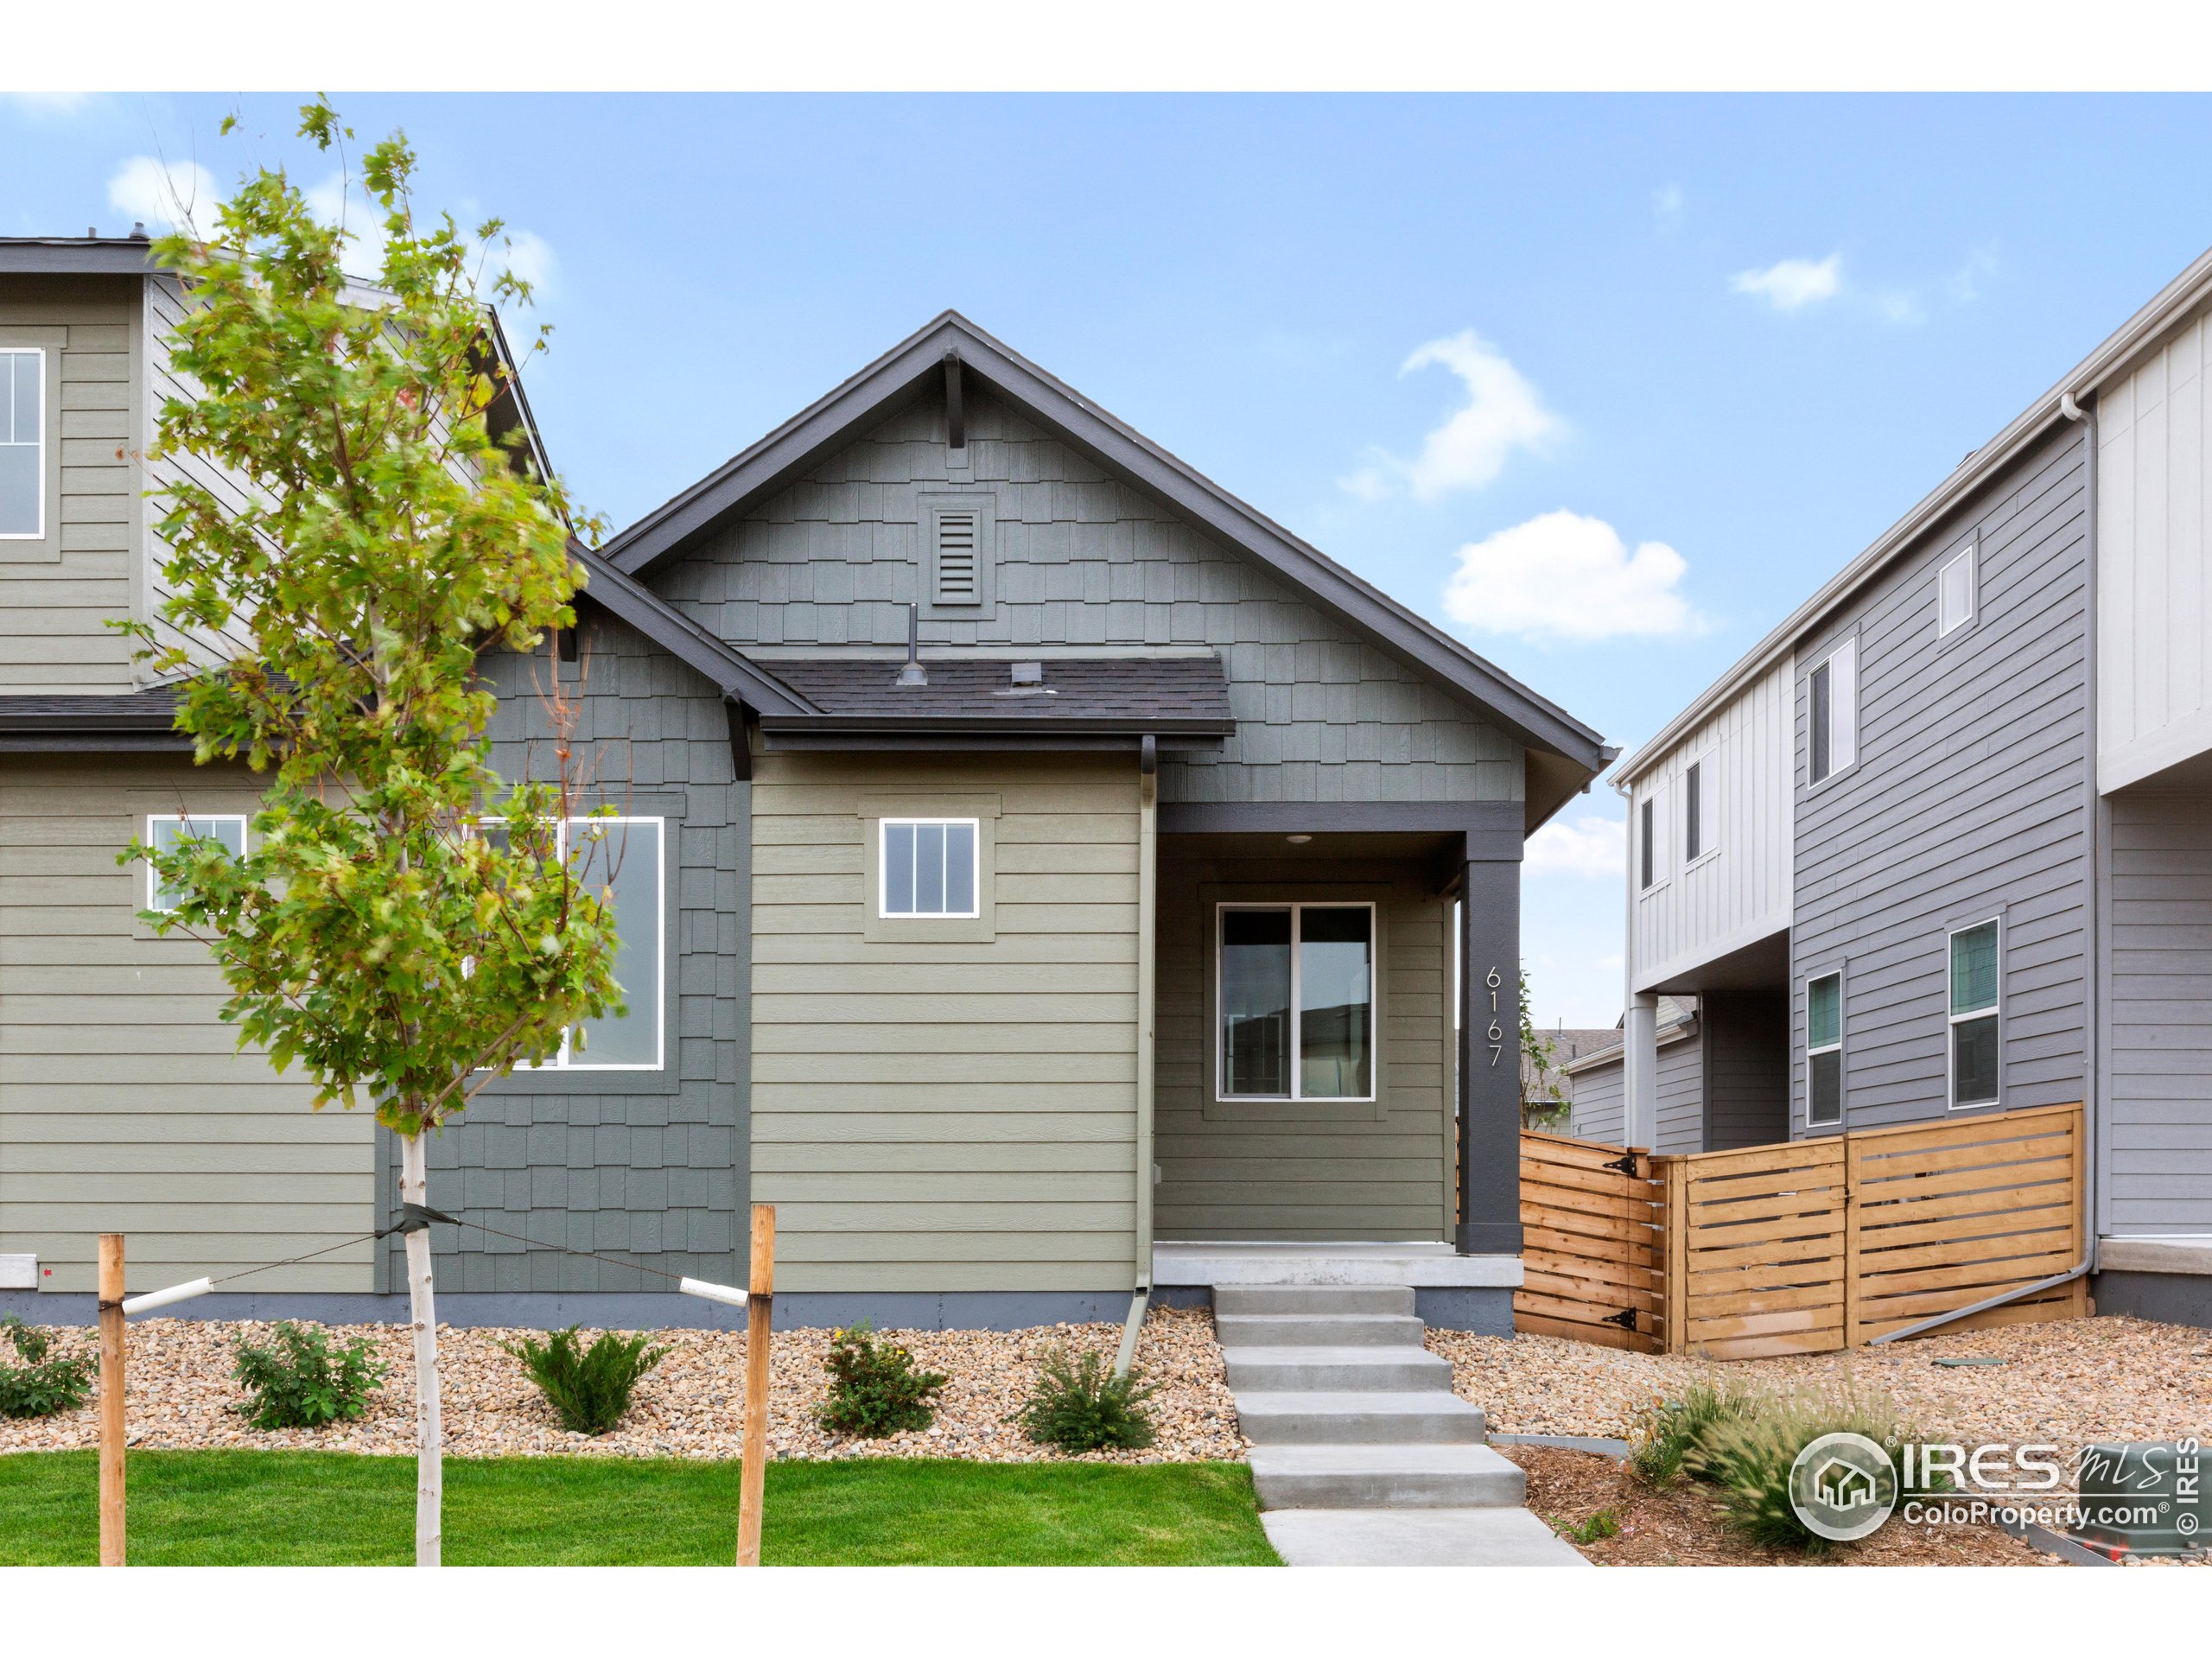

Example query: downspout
[1117,734,1159,1377]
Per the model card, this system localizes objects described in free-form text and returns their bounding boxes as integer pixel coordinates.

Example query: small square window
[1939,544,1976,636]
[145,813,246,912]
[880,818,979,918]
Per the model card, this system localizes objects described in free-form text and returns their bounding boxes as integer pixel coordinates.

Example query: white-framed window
[144,813,247,912]
[1938,542,1977,636]
[1948,918,2000,1109]
[1217,901,1376,1103]
[0,347,43,540]
[1806,970,1843,1128]
[520,815,666,1071]
[1683,755,1715,864]
[1808,636,1858,785]
[880,818,979,918]
[1638,782,1669,891]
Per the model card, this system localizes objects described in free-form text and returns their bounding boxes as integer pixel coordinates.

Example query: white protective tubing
[678,1276,748,1311]
[121,1277,213,1317]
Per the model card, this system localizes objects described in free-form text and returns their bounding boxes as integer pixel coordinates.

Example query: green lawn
[0,1451,1279,1567]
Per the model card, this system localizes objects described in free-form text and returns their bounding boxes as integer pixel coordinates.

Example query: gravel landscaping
[0,1307,1241,1465]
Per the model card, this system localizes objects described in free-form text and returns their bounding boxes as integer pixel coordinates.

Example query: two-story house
[1572,246,2212,1330]
[0,235,1614,1334]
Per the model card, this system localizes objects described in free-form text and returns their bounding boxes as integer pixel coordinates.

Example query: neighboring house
[1524,1024,1615,1127]
[1606,245,2212,1329]
[0,237,1614,1333]
[1562,997,1716,1146]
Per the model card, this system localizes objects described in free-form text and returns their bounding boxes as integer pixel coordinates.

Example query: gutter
[2060,390,2105,1276]
[1120,733,1160,1376]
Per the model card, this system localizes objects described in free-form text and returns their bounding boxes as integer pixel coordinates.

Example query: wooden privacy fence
[1516,1102,2086,1361]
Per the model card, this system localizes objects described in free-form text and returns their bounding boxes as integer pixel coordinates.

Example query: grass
[0,1450,1280,1567]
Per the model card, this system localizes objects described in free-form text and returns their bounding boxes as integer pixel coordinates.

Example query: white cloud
[1731,253,1843,311]
[1948,248,1999,306]
[106,156,219,233]
[483,228,557,300]
[1653,183,1684,227]
[306,172,390,280]
[7,92,95,118]
[1525,815,1626,880]
[1442,509,1705,642]
[1341,330,1562,502]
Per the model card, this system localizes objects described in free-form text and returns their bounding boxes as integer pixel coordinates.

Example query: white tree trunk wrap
[399,1131,442,1567]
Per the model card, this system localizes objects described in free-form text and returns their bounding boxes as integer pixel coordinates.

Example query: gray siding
[1567,1058,1625,1144]
[1701,989,1789,1151]
[2105,787,2212,1233]
[382,613,750,1293]
[1791,424,2093,1134]
[654,393,1521,805]
[1564,1037,1702,1152]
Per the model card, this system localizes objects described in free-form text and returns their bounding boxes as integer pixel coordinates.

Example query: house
[0,235,1614,1333]
[1561,997,1713,1143]
[1522,1023,1616,1127]
[1597,245,2212,1330]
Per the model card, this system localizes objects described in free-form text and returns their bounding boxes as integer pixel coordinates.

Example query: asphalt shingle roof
[764,654,1233,727]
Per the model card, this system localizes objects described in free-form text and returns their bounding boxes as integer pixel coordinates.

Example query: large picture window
[1948,918,2000,1109]
[1217,903,1375,1102]
[509,815,665,1071]
[1807,970,1843,1128]
[144,813,247,912]
[0,348,41,539]
[880,818,979,918]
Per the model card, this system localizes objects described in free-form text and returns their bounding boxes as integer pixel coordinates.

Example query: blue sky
[10,92,2212,1027]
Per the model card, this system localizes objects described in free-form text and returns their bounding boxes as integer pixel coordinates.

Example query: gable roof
[568,543,815,715]
[601,311,1612,779]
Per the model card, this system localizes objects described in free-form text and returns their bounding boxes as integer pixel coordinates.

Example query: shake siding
[655,394,1520,805]
[1152,858,1451,1241]
[0,755,375,1293]
[749,751,1140,1292]
[0,276,140,694]
[2104,790,2212,1233]
[1790,425,2092,1134]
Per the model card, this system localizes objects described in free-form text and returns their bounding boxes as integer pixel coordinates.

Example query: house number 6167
[1485,967,1504,1067]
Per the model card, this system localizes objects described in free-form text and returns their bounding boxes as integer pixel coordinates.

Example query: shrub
[1554,1507,1621,1546]
[817,1320,948,1438]
[1625,1380,1756,1486]
[1014,1347,1159,1452]
[232,1321,386,1429]
[1690,1386,1945,1554]
[0,1314,95,1420]
[502,1325,668,1436]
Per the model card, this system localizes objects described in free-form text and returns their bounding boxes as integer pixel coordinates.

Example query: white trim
[0,346,45,541]
[1808,634,1859,788]
[1681,748,1719,869]
[1214,900,1378,1104]
[1937,540,1978,638]
[143,812,248,912]
[877,816,982,919]
[1805,969,1844,1128]
[1946,915,2002,1110]
[1637,783,1670,893]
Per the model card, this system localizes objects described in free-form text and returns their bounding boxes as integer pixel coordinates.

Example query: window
[1809,636,1858,785]
[0,348,42,539]
[1807,972,1843,1128]
[880,818,978,918]
[516,816,665,1071]
[1639,798,1654,888]
[145,813,246,912]
[1684,759,1708,863]
[1218,903,1374,1102]
[1638,783,1669,890]
[1938,543,1976,636]
[1948,918,2000,1108]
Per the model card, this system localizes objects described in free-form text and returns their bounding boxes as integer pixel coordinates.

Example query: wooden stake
[736,1203,774,1567]
[98,1232,125,1567]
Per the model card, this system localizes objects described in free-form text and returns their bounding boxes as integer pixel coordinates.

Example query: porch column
[1457,849,1522,1255]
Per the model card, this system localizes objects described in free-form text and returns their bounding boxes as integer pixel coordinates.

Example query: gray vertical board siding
[379,614,750,1294]
[650,392,1521,805]
[1568,1058,1627,1144]
[2103,788,2212,1232]
[1789,424,2093,1134]
[1700,990,1789,1151]
[1152,855,1452,1241]
[0,275,141,694]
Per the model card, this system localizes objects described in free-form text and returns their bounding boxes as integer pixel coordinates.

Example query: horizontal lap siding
[2104,790,2212,1231]
[1152,857,1451,1241]
[1792,425,2092,1135]
[1568,1058,1627,1144]
[0,756,374,1291]
[750,752,1139,1292]
[655,394,1518,806]
[1653,1036,1705,1154]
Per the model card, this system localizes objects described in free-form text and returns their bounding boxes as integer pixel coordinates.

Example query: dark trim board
[1160,799,1526,862]
[2092,1271,2212,1331]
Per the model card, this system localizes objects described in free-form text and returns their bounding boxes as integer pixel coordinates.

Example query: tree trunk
[399,1131,442,1567]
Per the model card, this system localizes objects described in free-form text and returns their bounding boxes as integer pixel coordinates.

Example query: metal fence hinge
[1603,1152,1642,1177]
[1604,1308,1640,1332]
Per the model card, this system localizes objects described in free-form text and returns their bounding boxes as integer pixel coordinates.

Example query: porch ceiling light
[1285,834,1313,843]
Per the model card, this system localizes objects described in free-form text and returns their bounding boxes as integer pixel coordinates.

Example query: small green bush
[817,1320,948,1438]
[1014,1347,1159,1452]
[0,1314,95,1420]
[1625,1380,1756,1486]
[1554,1507,1621,1546]
[232,1321,386,1429]
[1690,1386,1945,1554]
[502,1325,668,1435]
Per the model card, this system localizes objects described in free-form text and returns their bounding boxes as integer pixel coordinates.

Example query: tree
[120,102,622,1567]
[1520,965,1570,1130]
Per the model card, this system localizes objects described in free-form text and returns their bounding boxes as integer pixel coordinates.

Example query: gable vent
[934,510,981,605]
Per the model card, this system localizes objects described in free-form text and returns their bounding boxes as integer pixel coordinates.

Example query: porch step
[1214,1284,1415,1318]
[1213,1312,1427,1349]
[1262,1507,1591,1567]
[1232,1389,1491,1445]
[1222,1344,1453,1394]
[1248,1442,1527,1510]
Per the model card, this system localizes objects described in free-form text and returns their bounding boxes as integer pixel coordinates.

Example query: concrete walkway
[1216,1284,1589,1567]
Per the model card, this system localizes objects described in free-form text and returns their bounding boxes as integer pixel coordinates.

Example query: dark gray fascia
[0,238,158,276]
[568,542,814,716]
[760,731,1225,755]
[1159,799,1525,862]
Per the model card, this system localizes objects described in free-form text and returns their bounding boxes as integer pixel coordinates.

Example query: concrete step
[1213,1284,1415,1318]
[1213,1312,1427,1349]
[1222,1344,1454,1394]
[1233,1389,1489,1445]
[1262,1506,1591,1567]
[1248,1442,1527,1510]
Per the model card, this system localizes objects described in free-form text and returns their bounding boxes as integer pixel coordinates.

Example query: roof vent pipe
[895,602,928,688]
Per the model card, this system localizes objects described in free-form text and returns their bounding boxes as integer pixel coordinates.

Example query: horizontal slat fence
[1665,1137,1849,1360]
[1516,1130,1666,1353]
